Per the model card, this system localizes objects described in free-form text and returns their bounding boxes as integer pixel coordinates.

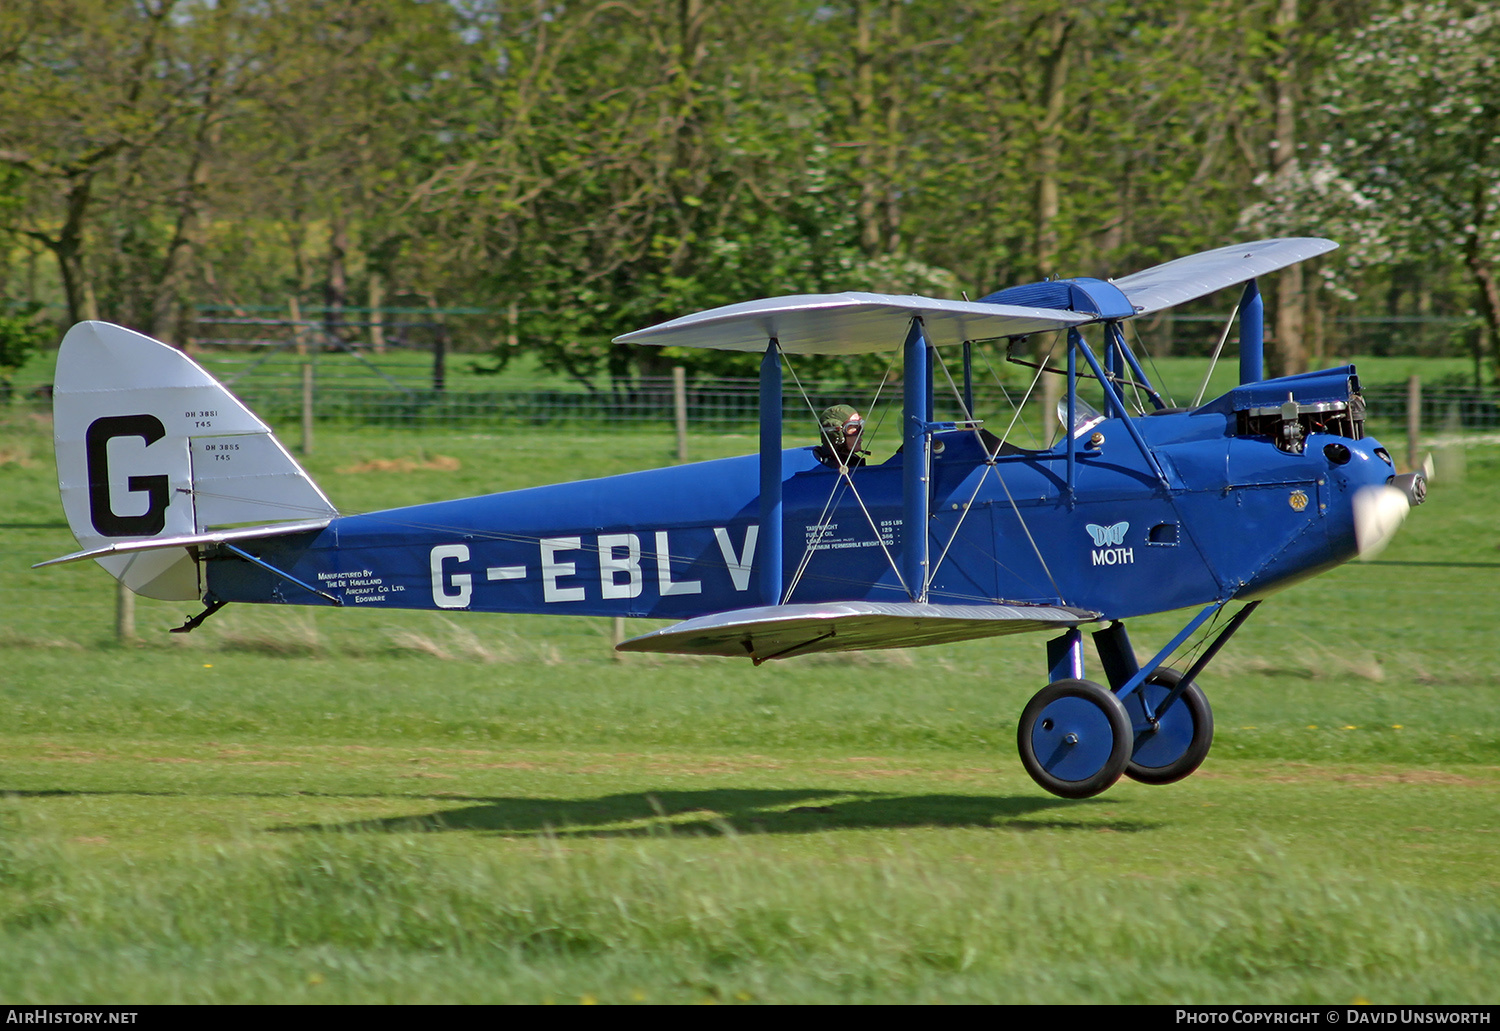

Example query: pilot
[814,404,869,470]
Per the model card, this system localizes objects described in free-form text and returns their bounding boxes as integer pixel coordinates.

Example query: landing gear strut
[1016,603,1256,798]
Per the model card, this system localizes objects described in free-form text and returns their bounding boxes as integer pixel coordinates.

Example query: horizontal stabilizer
[617,600,1100,663]
[1112,238,1338,316]
[32,518,333,569]
[614,293,1089,354]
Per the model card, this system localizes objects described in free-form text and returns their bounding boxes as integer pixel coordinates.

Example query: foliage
[0,0,1492,383]
[1267,1,1500,379]
[0,303,47,398]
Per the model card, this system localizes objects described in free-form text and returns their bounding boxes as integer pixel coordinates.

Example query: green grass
[3,405,1499,1004]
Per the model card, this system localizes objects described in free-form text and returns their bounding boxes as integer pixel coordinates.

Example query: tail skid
[46,322,336,600]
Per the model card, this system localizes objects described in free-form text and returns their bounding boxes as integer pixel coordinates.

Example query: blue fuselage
[206,371,1395,623]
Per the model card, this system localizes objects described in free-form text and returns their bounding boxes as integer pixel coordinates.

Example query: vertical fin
[52,321,336,600]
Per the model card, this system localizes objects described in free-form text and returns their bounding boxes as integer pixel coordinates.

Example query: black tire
[1017,678,1134,799]
[1122,667,1213,785]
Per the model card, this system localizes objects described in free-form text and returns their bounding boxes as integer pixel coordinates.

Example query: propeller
[1352,483,1412,560]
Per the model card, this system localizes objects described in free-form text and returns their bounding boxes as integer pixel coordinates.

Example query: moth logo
[1086,522,1129,547]
[1086,521,1133,566]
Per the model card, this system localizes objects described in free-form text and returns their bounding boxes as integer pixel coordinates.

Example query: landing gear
[1016,678,1133,799]
[1019,606,1255,798]
[1121,667,1213,785]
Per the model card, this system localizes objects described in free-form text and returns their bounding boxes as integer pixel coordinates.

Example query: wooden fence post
[1039,361,1060,447]
[428,296,447,392]
[1437,400,1466,483]
[115,579,135,643]
[289,297,313,455]
[1406,374,1421,471]
[673,366,688,462]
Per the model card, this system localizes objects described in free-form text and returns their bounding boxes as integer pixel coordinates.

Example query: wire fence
[171,311,1499,433]
[9,311,1499,435]
[17,368,1500,437]
[197,363,1500,437]
[209,377,1025,428]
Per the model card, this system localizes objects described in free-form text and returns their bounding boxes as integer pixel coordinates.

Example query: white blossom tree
[1309,2,1500,379]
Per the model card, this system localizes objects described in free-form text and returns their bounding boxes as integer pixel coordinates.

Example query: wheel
[1017,678,1134,799]
[1122,667,1213,784]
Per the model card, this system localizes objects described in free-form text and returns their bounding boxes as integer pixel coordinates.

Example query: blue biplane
[38,238,1425,798]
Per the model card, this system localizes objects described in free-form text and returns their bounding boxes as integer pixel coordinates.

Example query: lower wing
[616,601,1100,664]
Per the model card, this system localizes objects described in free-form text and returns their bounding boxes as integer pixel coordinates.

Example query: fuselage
[206,367,1392,624]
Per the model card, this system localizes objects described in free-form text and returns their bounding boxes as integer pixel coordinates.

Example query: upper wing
[1112,238,1338,316]
[616,600,1100,663]
[613,292,1089,354]
[615,240,1336,354]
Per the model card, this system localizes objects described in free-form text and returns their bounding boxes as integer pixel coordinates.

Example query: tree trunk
[368,272,386,353]
[1465,250,1500,386]
[1032,13,1072,282]
[1307,280,1325,365]
[150,108,219,348]
[880,1,903,255]
[1268,0,1306,377]
[852,0,881,256]
[49,173,96,326]
[324,210,349,347]
[1462,118,1500,385]
[1273,264,1306,377]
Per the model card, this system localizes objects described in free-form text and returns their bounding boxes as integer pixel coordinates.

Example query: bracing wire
[929,345,1064,602]
[779,348,911,602]
[976,332,1061,449]
[1193,304,1241,408]
[1126,318,1178,409]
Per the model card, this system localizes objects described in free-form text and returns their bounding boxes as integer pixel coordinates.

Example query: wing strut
[1239,278,1264,384]
[902,317,929,600]
[759,339,783,606]
[1070,328,1170,488]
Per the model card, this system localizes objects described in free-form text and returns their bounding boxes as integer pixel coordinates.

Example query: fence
[192,361,1500,439]
[180,309,1500,435]
[1361,381,1500,434]
[213,377,1031,429]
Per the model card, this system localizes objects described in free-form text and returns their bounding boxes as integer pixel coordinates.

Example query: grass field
[2,400,1498,1004]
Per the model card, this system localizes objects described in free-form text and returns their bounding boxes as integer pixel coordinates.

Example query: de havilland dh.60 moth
[39,237,1426,798]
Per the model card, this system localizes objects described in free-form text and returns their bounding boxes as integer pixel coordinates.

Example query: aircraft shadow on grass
[2,786,1156,836]
[271,788,1162,838]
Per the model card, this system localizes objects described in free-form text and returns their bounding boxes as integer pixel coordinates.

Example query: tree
[0,303,47,400]
[1308,2,1500,380]
[222,0,468,340]
[0,0,181,325]
[413,1,905,385]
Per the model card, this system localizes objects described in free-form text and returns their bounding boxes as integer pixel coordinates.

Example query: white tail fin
[51,322,337,600]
